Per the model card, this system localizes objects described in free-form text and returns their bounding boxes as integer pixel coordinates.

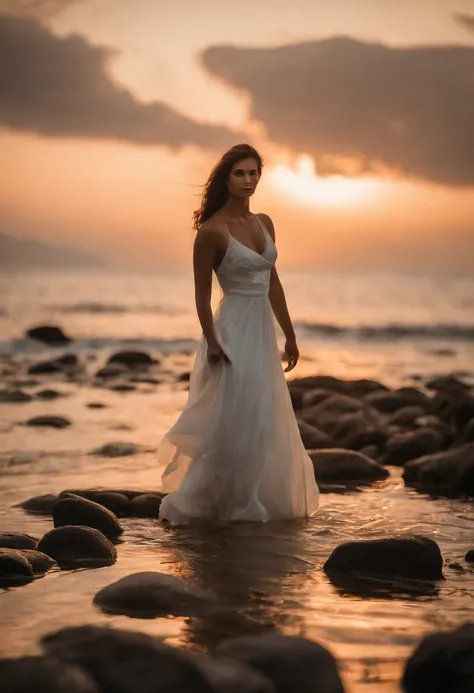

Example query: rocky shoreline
[1,324,474,691]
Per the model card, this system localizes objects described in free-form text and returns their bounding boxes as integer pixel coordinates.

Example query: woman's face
[227,157,260,199]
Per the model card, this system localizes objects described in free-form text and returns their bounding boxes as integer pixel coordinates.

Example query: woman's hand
[284,337,299,372]
[207,341,231,366]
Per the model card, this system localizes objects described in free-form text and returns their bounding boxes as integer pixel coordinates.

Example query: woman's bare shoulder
[195,217,227,247]
[256,213,275,240]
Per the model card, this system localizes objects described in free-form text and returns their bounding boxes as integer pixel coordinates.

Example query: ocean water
[1,268,474,692]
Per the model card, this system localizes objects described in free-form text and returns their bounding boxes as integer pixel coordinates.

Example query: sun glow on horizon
[268,154,383,208]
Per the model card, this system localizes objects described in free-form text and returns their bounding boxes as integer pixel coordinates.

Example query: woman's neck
[220,197,251,221]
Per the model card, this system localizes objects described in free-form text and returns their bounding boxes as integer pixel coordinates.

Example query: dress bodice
[216,216,277,297]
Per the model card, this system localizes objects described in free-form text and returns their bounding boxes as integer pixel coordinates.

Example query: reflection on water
[1,454,473,693]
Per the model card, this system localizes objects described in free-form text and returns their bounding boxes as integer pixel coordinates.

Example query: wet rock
[297,420,333,449]
[289,375,388,398]
[26,325,72,345]
[403,443,474,497]
[0,655,99,693]
[326,411,387,451]
[37,525,117,567]
[53,495,123,539]
[324,536,444,582]
[86,401,107,408]
[178,371,191,381]
[95,364,127,379]
[216,634,344,693]
[0,389,33,403]
[402,623,474,693]
[28,354,78,375]
[0,532,37,549]
[426,375,471,395]
[301,388,334,408]
[390,405,427,427]
[109,383,136,392]
[91,442,140,457]
[455,418,474,445]
[107,351,157,368]
[465,550,474,562]
[19,549,57,575]
[60,489,131,516]
[93,571,218,618]
[41,626,215,693]
[129,493,163,517]
[18,493,58,514]
[433,390,474,434]
[36,389,62,400]
[364,388,433,414]
[0,549,34,587]
[11,378,40,388]
[25,415,71,428]
[287,386,308,410]
[309,448,388,484]
[195,655,276,693]
[299,394,375,434]
[381,428,445,466]
[130,375,162,385]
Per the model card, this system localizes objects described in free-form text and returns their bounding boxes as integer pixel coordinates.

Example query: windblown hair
[193,143,263,231]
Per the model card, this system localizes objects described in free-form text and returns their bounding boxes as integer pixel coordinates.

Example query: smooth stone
[216,634,344,693]
[389,405,428,427]
[18,493,58,514]
[41,626,215,693]
[93,571,218,618]
[324,536,444,582]
[364,388,433,414]
[86,402,107,408]
[36,389,62,400]
[19,549,57,575]
[95,364,127,379]
[91,442,140,457]
[402,623,474,693]
[301,388,334,408]
[107,351,157,368]
[26,325,72,345]
[309,448,389,483]
[297,420,333,449]
[129,493,163,517]
[455,418,474,445]
[0,550,35,587]
[433,390,474,433]
[403,442,474,496]
[53,496,123,539]
[0,655,99,693]
[25,416,71,428]
[465,549,474,562]
[194,655,276,693]
[426,375,471,394]
[381,428,445,466]
[289,375,388,398]
[37,525,117,567]
[0,532,37,549]
[59,489,131,517]
[0,389,33,403]
[28,354,78,375]
[323,410,387,451]
[109,383,136,392]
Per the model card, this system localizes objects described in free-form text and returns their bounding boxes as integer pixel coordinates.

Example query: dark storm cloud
[454,13,474,34]
[202,37,474,186]
[0,13,240,149]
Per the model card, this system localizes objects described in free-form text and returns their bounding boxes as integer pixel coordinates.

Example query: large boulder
[0,655,99,693]
[381,428,446,466]
[53,495,123,539]
[106,351,157,368]
[26,325,72,345]
[37,526,117,567]
[402,623,474,693]
[323,536,444,582]
[309,449,388,484]
[0,532,37,549]
[297,421,333,450]
[93,571,218,618]
[403,443,474,497]
[364,388,432,414]
[41,626,215,693]
[216,634,344,693]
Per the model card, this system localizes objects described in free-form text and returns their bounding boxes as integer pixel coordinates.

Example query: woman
[157,143,319,524]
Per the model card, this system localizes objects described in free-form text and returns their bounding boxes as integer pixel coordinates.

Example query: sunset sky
[1,0,473,271]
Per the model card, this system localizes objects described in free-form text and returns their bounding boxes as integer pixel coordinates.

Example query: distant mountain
[0,233,104,269]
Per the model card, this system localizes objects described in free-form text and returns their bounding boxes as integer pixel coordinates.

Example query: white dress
[157,215,319,524]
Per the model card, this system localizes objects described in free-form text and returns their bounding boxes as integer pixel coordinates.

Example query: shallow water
[1,432,473,692]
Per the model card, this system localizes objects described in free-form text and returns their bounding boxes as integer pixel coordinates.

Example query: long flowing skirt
[157,293,319,524]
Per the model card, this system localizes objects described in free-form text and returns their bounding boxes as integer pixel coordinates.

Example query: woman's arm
[259,214,299,372]
[193,224,230,364]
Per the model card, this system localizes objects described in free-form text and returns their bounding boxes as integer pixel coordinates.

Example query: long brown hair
[193,143,263,231]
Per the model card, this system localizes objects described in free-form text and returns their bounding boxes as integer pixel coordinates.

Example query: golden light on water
[268,154,383,208]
